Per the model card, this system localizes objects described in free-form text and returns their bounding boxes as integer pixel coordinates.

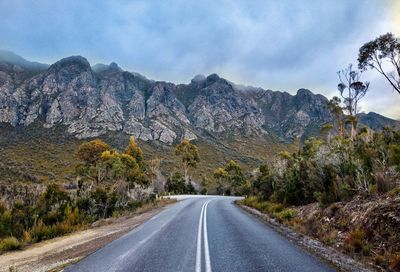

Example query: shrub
[275,209,297,222]
[127,200,143,211]
[374,254,386,267]
[369,184,378,194]
[30,220,58,242]
[267,203,284,214]
[388,187,400,197]
[165,172,186,194]
[344,229,367,253]
[22,230,32,243]
[389,253,400,271]
[242,197,294,223]
[361,243,372,256]
[0,237,21,252]
[337,218,349,230]
[322,236,335,246]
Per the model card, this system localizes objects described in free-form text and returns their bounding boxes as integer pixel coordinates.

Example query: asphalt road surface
[66,196,336,272]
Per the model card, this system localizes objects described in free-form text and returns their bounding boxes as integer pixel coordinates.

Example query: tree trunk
[350,118,358,141]
[184,162,189,184]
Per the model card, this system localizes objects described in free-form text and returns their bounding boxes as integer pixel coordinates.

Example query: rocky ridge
[0,53,398,144]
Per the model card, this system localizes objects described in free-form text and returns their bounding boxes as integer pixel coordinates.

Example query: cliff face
[0,54,398,144]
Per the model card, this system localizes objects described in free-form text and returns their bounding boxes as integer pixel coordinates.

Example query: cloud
[0,0,399,119]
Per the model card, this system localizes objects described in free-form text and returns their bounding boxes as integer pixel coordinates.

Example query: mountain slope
[2,52,397,145]
[0,52,399,183]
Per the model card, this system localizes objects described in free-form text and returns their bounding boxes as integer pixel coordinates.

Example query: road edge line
[195,201,206,272]
[203,201,212,272]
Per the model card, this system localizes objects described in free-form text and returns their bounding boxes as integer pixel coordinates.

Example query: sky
[0,0,399,119]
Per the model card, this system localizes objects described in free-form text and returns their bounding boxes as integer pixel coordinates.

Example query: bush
[275,209,297,222]
[374,254,386,267]
[0,237,21,252]
[344,229,367,254]
[127,200,143,211]
[241,197,293,222]
[388,187,400,197]
[389,253,400,271]
[165,172,185,194]
[30,220,58,242]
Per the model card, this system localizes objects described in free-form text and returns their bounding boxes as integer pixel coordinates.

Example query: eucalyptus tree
[337,64,369,140]
[175,139,200,183]
[358,32,400,95]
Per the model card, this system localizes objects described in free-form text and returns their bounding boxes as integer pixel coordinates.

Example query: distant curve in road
[66,196,336,272]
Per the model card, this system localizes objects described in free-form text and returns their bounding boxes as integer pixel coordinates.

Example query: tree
[225,160,245,194]
[213,167,229,195]
[165,172,186,194]
[327,96,345,138]
[358,33,400,95]
[321,123,334,143]
[253,165,274,200]
[101,150,148,189]
[77,139,109,166]
[76,139,110,185]
[337,64,369,140]
[148,158,163,193]
[175,139,200,183]
[212,160,245,195]
[125,136,146,171]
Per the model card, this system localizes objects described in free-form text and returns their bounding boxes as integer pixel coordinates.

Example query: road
[65,196,336,272]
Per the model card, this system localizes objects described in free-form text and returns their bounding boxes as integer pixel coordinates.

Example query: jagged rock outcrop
[0,52,398,144]
[188,74,266,136]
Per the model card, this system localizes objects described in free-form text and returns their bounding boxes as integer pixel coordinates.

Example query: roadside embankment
[237,193,400,272]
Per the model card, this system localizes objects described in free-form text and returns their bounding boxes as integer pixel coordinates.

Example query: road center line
[203,201,212,272]
[195,201,207,272]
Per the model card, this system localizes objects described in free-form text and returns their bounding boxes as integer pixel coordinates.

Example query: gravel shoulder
[0,201,174,272]
[238,203,376,272]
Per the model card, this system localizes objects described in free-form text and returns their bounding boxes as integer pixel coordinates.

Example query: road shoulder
[237,203,375,272]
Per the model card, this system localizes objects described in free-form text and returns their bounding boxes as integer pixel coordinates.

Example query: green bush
[0,237,21,252]
[165,172,185,194]
[246,128,400,208]
[275,209,297,222]
[30,220,58,242]
[242,197,296,223]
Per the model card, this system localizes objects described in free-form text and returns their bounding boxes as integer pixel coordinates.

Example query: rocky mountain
[0,52,399,146]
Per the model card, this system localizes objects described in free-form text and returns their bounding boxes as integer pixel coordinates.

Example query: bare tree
[337,64,369,140]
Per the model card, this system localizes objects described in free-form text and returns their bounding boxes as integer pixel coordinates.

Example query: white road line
[203,201,212,272]
[195,202,207,272]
